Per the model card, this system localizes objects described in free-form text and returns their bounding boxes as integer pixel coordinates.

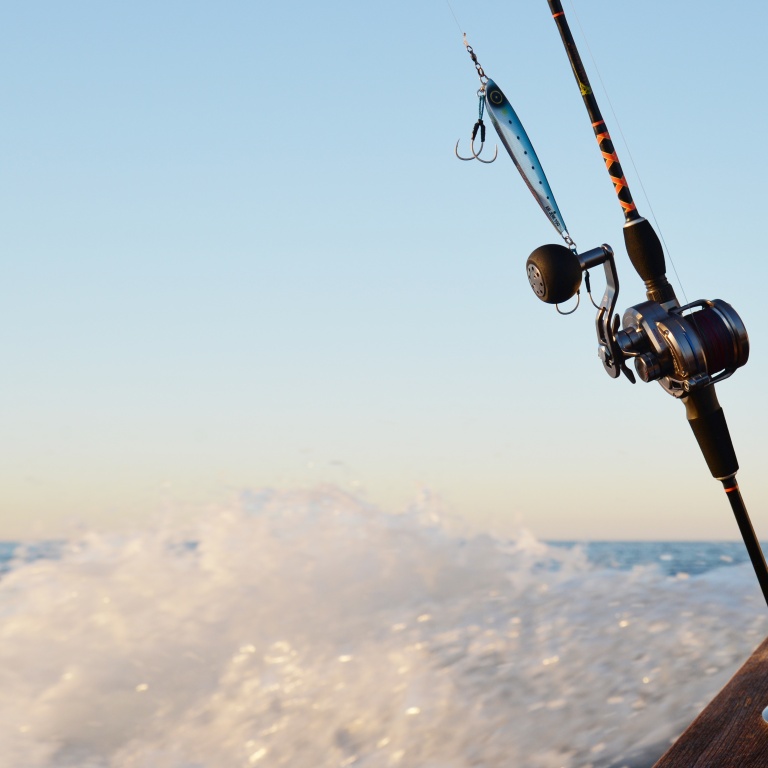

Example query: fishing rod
[454,4,768,605]
[543,0,768,604]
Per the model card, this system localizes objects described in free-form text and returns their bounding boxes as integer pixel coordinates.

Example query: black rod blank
[546,0,639,222]
[722,478,768,608]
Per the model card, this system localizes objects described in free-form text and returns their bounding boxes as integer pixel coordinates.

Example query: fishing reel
[526,220,750,481]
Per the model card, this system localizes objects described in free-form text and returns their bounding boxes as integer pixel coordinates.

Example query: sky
[2,0,768,541]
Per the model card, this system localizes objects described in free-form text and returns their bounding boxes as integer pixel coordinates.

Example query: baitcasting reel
[526,218,750,483]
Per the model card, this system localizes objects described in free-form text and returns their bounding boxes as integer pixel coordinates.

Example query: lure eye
[488,88,504,106]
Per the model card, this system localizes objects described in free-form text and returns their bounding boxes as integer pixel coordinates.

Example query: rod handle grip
[623,218,676,302]
[684,386,739,480]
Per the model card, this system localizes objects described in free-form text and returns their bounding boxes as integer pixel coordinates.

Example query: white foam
[1,487,765,767]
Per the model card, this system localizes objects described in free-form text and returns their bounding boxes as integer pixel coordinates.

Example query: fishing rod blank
[547,0,675,305]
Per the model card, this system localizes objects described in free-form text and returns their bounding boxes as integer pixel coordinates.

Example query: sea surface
[1,487,767,768]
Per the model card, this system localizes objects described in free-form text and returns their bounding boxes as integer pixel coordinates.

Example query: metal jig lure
[455,36,576,254]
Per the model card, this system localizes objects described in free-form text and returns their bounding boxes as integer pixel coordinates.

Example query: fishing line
[445,0,464,34]
[566,0,690,307]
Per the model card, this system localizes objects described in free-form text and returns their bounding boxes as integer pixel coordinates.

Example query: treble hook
[455,118,498,163]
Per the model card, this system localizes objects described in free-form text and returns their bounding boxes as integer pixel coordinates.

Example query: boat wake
[1,487,765,767]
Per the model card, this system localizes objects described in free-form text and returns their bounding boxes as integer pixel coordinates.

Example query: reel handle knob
[526,244,583,304]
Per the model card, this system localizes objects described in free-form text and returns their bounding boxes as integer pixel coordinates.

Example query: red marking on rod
[553,11,564,18]
[725,484,740,493]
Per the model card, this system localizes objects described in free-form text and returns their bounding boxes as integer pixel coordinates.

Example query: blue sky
[2,0,768,540]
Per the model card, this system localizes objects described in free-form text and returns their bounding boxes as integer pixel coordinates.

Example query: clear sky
[2,0,768,540]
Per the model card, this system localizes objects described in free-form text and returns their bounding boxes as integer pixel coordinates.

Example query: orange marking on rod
[725,484,740,493]
[610,175,628,191]
[592,120,604,128]
[593,125,633,207]
[553,11,564,17]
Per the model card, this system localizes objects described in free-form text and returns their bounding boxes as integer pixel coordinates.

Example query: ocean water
[1,488,767,768]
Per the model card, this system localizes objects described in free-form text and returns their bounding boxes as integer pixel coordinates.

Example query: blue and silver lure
[483,79,572,246]
[456,37,575,250]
